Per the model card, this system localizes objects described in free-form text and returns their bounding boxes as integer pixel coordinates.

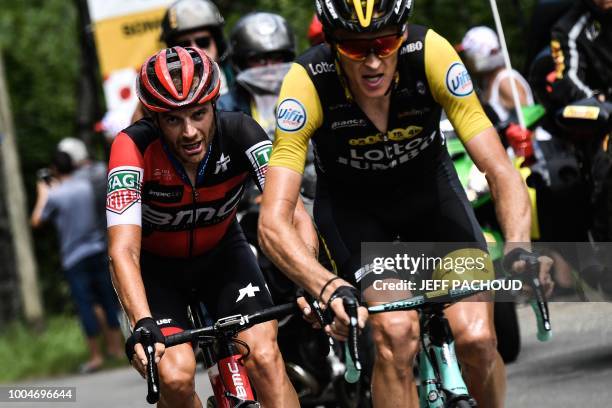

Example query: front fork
[419,312,473,407]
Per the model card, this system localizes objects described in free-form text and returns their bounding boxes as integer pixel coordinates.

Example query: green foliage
[0,315,87,382]
[0,0,80,314]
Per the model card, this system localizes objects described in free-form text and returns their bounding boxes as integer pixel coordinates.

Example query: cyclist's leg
[433,154,505,407]
[446,300,505,407]
[140,253,202,408]
[315,191,420,408]
[203,220,299,408]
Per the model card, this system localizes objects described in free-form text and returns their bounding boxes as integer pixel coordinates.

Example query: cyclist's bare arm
[292,197,319,258]
[464,127,531,243]
[259,167,368,332]
[259,167,336,297]
[108,224,151,326]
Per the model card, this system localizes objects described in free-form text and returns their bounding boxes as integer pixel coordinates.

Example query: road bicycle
[140,302,296,407]
[362,255,552,407]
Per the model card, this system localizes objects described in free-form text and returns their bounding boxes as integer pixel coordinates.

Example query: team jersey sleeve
[269,63,323,174]
[106,132,145,227]
[234,113,273,192]
[424,30,493,144]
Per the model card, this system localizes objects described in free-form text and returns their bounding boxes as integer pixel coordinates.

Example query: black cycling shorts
[140,220,274,336]
[314,149,487,289]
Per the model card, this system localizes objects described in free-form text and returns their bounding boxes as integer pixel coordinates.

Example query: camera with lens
[36,168,53,185]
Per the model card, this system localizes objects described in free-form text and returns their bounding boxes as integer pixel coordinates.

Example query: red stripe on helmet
[154,49,181,100]
[140,54,179,110]
[176,47,194,100]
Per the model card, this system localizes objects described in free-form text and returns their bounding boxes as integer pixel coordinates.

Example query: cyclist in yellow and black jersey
[270,25,490,195]
[258,1,554,407]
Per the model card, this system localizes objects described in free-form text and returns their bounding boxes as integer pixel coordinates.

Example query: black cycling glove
[125,317,165,363]
[503,247,540,276]
[327,285,360,307]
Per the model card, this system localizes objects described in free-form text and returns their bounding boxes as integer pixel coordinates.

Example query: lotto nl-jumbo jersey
[269,25,492,194]
[106,112,272,258]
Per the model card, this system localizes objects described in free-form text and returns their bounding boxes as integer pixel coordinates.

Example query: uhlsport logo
[445,62,473,97]
[106,167,142,214]
[277,98,307,132]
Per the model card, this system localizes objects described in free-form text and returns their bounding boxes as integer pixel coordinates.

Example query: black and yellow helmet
[315,0,414,34]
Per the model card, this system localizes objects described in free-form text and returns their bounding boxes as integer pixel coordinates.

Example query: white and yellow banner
[86,0,174,135]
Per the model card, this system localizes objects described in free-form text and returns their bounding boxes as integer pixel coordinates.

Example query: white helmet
[58,137,88,165]
[460,26,505,73]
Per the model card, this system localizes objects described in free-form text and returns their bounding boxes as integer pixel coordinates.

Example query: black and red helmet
[136,46,221,112]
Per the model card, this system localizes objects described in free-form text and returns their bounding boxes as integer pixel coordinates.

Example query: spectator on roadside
[57,137,107,233]
[30,150,122,373]
[460,26,534,124]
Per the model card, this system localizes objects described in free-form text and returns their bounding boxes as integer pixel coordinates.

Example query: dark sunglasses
[335,34,404,61]
[172,36,213,50]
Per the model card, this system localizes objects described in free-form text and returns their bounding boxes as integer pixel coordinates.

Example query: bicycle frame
[418,308,473,408]
[189,303,259,408]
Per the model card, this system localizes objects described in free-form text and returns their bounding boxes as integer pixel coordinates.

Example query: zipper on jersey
[160,138,214,258]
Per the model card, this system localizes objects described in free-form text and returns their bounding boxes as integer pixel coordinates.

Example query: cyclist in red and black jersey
[107,47,309,408]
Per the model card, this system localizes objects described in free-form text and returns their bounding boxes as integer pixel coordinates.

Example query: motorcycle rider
[548,0,612,242]
[549,0,612,107]
[217,12,296,137]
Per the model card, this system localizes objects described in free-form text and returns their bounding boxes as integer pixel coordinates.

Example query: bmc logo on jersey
[445,62,473,97]
[142,184,243,231]
[277,99,306,132]
[106,167,142,214]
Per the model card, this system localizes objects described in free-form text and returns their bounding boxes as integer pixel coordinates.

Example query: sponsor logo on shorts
[277,99,307,132]
[106,167,142,214]
[236,283,261,303]
[445,62,473,97]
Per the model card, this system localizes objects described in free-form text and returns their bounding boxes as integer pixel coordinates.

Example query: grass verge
[0,315,124,382]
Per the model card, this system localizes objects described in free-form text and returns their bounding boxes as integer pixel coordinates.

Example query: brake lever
[343,297,362,383]
[520,254,552,341]
[142,330,160,404]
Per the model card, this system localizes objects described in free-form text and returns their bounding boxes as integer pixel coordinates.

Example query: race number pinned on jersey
[276,98,307,132]
[445,62,473,97]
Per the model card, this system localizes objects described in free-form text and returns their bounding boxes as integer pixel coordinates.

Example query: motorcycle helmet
[160,0,229,61]
[229,12,296,71]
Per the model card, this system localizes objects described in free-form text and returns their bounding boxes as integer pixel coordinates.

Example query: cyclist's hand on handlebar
[504,247,555,298]
[125,317,165,378]
[296,296,321,328]
[324,286,368,341]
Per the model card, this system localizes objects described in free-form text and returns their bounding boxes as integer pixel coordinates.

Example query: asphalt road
[2,302,611,408]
